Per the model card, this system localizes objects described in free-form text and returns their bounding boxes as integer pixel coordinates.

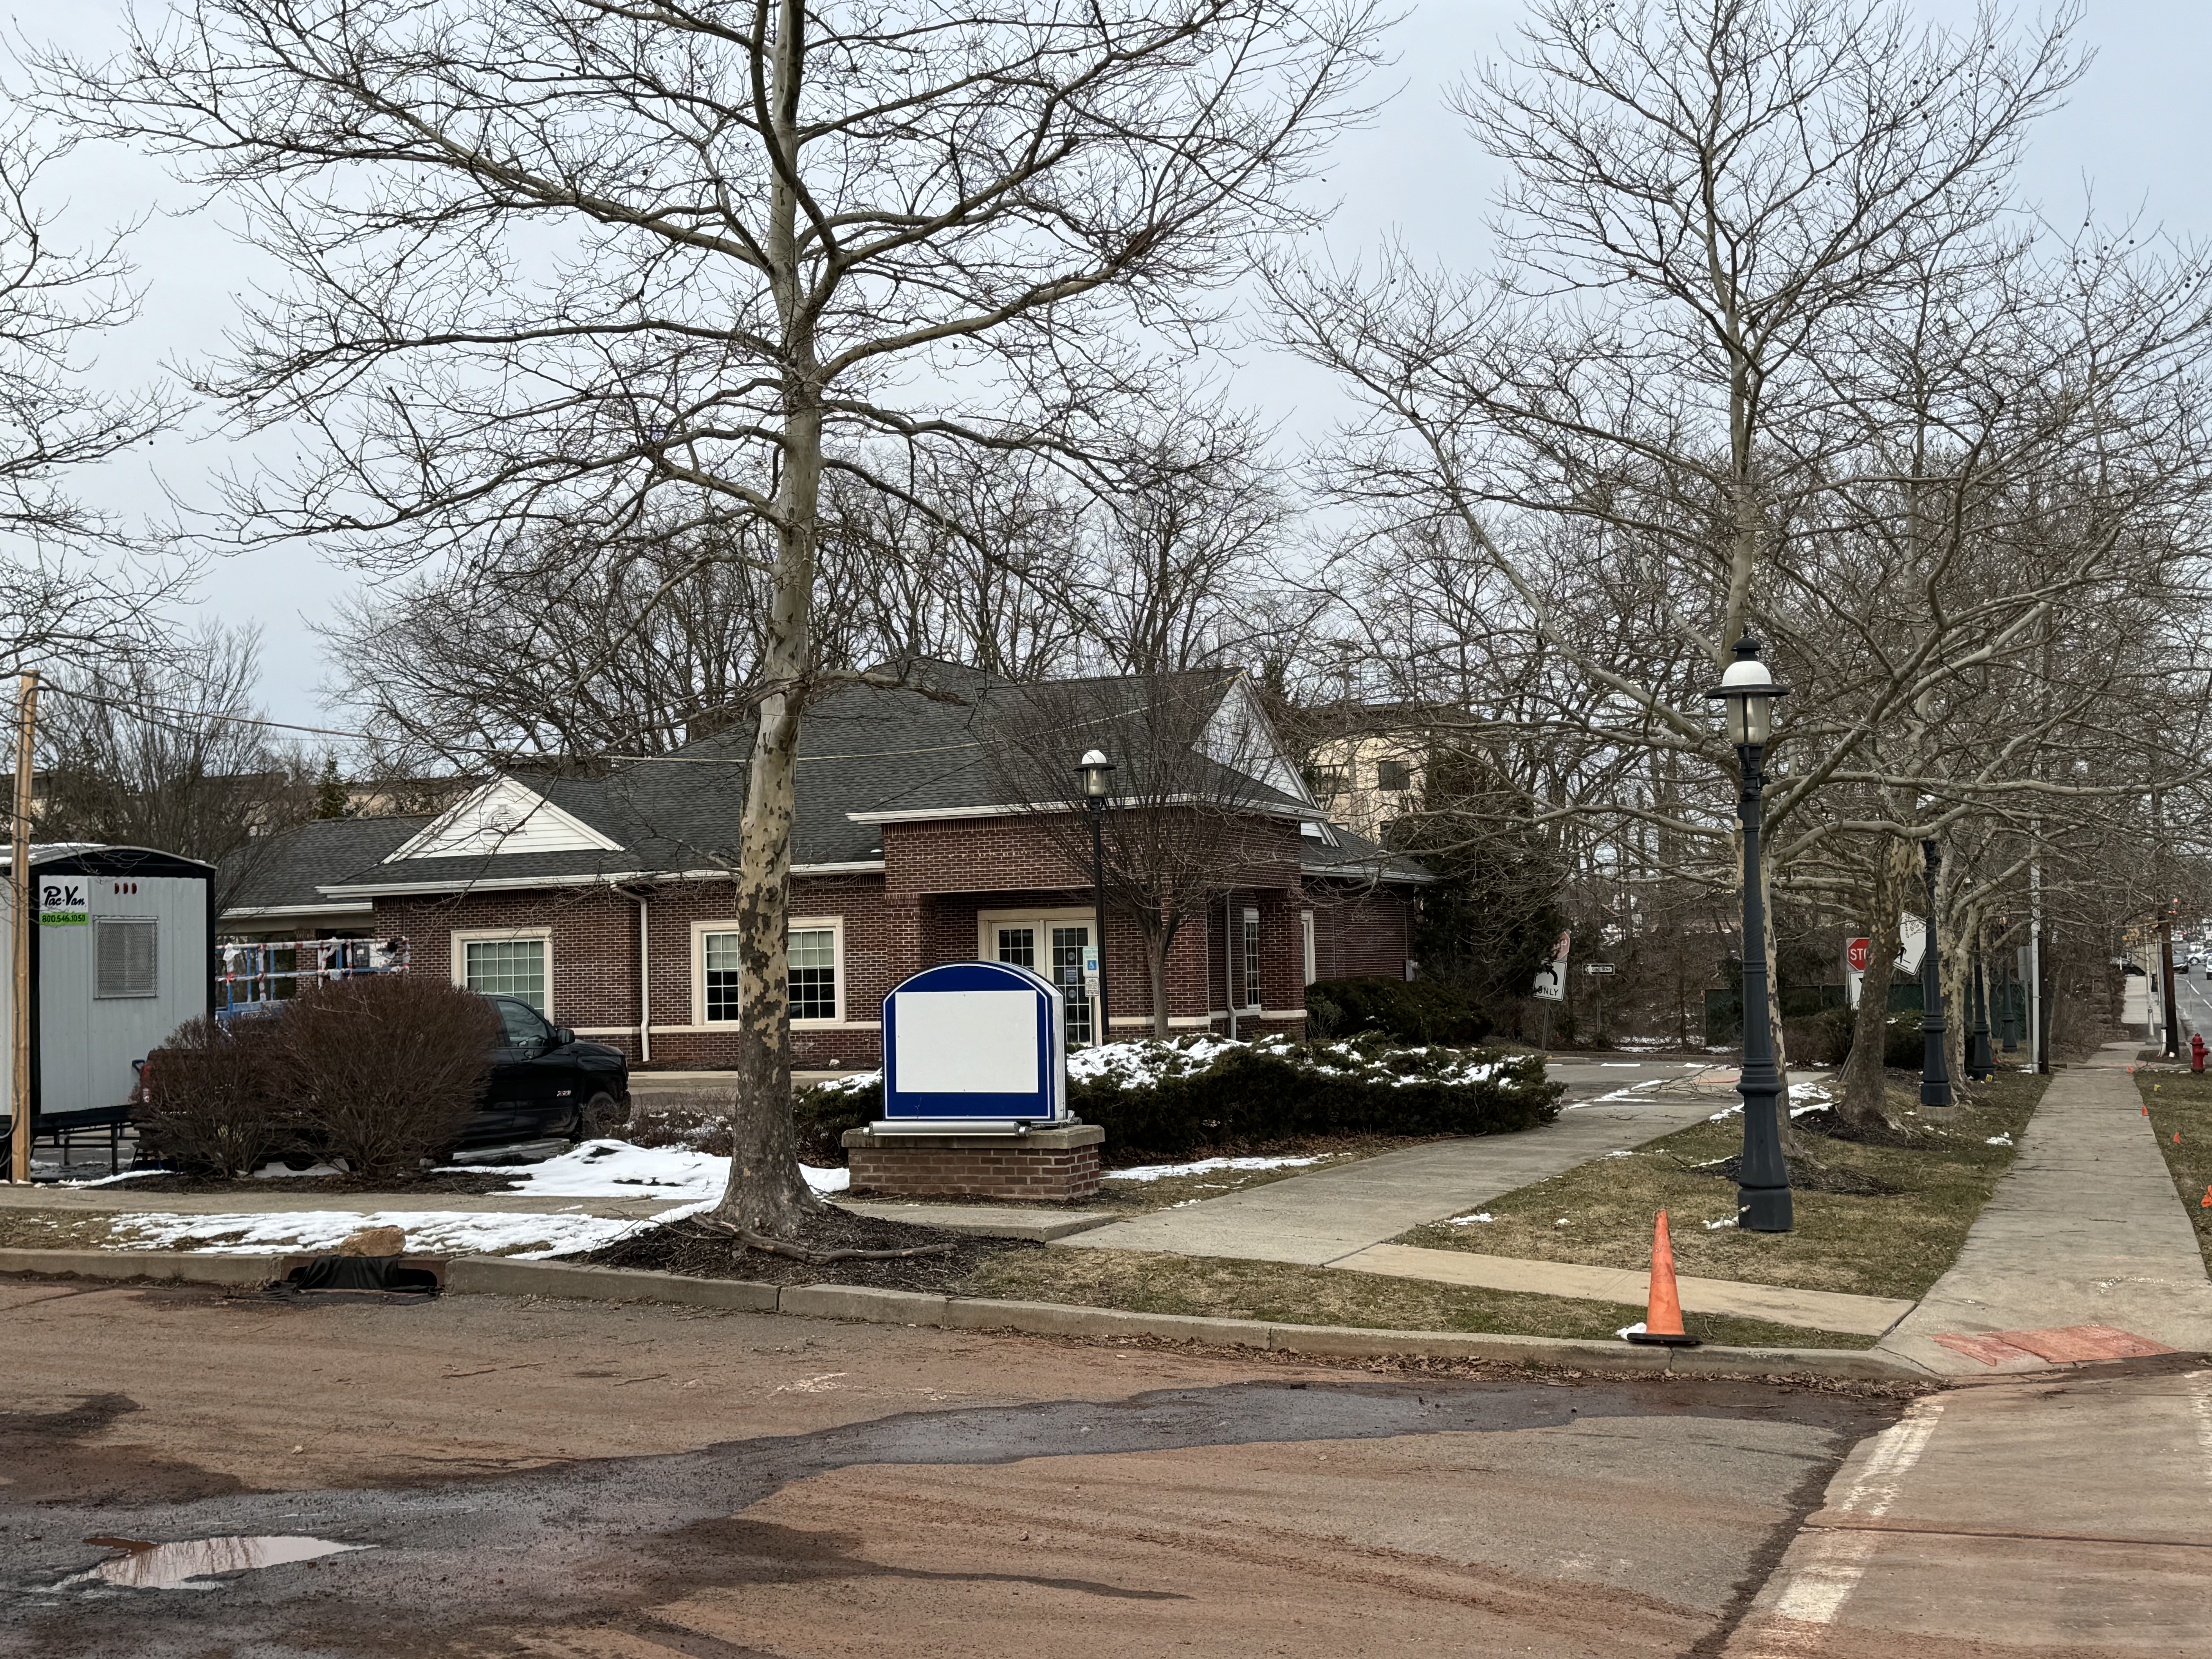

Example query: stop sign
[1846,937,1872,972]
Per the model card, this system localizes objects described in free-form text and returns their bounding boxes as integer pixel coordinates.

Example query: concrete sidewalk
[1729,1365,2212,1655]
[1059,1069,1732,1266]
[1875,1042,2212,1375]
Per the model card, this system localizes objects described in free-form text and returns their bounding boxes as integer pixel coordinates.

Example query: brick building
[222,665,1428,1068]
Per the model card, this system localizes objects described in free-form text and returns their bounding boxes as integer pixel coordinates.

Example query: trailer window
[96,918,159,999]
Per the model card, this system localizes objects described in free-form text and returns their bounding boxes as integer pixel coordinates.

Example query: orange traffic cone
[1624,1209,1699,1348]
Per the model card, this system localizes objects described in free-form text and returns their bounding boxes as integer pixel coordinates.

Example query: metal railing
[216,937,408,1020]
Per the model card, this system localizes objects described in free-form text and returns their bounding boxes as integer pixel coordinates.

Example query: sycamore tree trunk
[1841,836,1913,1131]
[1146,914,1178,1039]
[713,0,824,1237]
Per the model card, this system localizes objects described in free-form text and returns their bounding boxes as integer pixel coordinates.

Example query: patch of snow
[1446,1212,1493,1225]
[1617,1321,1648,1340]
[57,1169,168,1188]
[250,1160,348,1180]
[106,1207,680,1260]
[1985,1134,2014,1146]
[1704,1217,1737,1230]
[1102,1154,1323,1183]
[438,1139,848,1200]
[1554,1217,1571,1226]
[1604,1150,1635,1158]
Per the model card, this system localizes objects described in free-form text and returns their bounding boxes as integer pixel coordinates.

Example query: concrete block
[445,1257,778,1312]
[941,1297,1269,1347]
[0,1248,275,1288]
[1265,1321,1675,1371]
[1665,1343,1935,1382]
[778,1283,949,1325]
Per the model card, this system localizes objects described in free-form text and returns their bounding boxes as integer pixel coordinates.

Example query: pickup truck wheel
[573,1091,625,1141]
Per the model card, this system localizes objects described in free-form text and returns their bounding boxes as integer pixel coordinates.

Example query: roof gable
[384,776,623,862]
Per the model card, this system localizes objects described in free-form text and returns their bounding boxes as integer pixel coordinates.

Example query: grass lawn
[1394,1070,2050,1302]
[2135,1069,2212,1274]
[0,1209,122,1250]
[956,1244,1877,1349]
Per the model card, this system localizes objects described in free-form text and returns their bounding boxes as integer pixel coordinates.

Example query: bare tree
[987,672,1312,1037]
[37,622,315,903]
[47,0,1382,1235]
[0,113,184,667]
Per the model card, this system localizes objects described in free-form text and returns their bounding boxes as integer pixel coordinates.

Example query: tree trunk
[1149,924,1171,1039]
[1839,836,1911,1132]
[712,0,824,1237]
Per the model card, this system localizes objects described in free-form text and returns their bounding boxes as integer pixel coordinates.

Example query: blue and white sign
[880,960,1067,1127]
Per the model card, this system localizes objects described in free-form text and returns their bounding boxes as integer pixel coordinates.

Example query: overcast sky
[24,1,2212,729]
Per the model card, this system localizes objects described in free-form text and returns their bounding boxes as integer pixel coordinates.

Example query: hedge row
[797,1034,1563,1162]
[1304,977,1494,1044]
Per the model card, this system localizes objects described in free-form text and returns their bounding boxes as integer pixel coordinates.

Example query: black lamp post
[1706,635,1793,1233]
[1919,842,1952,1108]
[1969,949,1993,1080]
[1076,748,1114,1046]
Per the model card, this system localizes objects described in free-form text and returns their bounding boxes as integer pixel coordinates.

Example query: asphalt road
[0,1275,1899,1659]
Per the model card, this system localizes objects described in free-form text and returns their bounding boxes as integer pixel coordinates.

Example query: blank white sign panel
[892,989,1039,1093]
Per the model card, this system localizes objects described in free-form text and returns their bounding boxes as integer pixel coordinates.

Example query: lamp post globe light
[1706,635,1793,1233]
[1076,749,1115,1046]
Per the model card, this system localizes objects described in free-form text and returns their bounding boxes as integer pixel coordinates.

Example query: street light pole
[1707,637,1792,1233]
[1077,749,1115,1047]
[1919,841,1953,1109]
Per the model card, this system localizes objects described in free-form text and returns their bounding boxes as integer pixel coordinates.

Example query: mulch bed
[1687,1152,1900,1196]
[91,1170,524,1196]
[577,1207,1038,1293]
[1790,1108,1942,1149]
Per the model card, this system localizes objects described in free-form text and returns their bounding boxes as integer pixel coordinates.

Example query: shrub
[132,1014,292,1176]
[278,975,499,1179]
[797,1034,1563,1162]
[1814,1004,1930,1070]
[1306,977,1493,1044]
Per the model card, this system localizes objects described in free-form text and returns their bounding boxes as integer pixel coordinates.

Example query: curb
[2,1247,1933,1382]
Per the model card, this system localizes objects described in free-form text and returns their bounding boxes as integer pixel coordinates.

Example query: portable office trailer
[0,845,216,1125]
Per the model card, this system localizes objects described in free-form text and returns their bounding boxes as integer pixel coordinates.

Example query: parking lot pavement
[0,1275,1894,1658]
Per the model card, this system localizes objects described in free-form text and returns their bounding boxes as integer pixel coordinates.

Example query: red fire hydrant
[2192,1033,2205,1074]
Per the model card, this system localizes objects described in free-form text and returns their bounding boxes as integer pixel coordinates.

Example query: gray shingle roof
[226,664,1420,913]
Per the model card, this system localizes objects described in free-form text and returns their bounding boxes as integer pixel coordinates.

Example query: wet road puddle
[65,1535,369,1590]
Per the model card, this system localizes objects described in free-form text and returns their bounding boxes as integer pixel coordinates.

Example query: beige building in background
[1305,733,1426,841]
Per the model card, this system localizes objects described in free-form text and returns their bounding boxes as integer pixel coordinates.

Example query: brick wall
[366,816,1423,1070]
[846,1139,1102,1201]
[1305,882,1416,982]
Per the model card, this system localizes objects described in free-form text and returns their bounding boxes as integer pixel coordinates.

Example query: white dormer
[1199,676,1316,805]
[384,776,623,862]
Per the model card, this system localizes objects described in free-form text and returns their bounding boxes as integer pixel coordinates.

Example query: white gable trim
[1200,676,1318,807]
[384,776,623,862]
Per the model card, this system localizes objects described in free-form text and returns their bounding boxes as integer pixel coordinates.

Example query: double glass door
[993,922,1095,1047]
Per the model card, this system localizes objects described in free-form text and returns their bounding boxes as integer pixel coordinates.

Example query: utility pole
[10,670,37,1185]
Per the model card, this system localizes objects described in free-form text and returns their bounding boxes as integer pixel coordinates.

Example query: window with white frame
[1241,908,1262,1010]
[458,933,548,1013]
[1301,910,1317,986]
[789,925,839,1022]
[697,919,842,1025]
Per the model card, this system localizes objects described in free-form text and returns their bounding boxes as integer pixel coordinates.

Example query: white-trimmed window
[1241,908,1262,1010]
[453,929,551,1015]
[1301,910,1317,987]
[695,917,843,1026]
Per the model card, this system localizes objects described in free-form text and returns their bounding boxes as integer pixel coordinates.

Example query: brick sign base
[841,1123,1105,1202]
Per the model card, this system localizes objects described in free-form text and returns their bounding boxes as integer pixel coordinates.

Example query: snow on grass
[443,1139,850,1199]
[1101,1154,1324,1183]
[1707,1076,1834,1121]
[1446,1211,1493,1225]
[106,1207,675,1260]
[1986,1134,2014,1146]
